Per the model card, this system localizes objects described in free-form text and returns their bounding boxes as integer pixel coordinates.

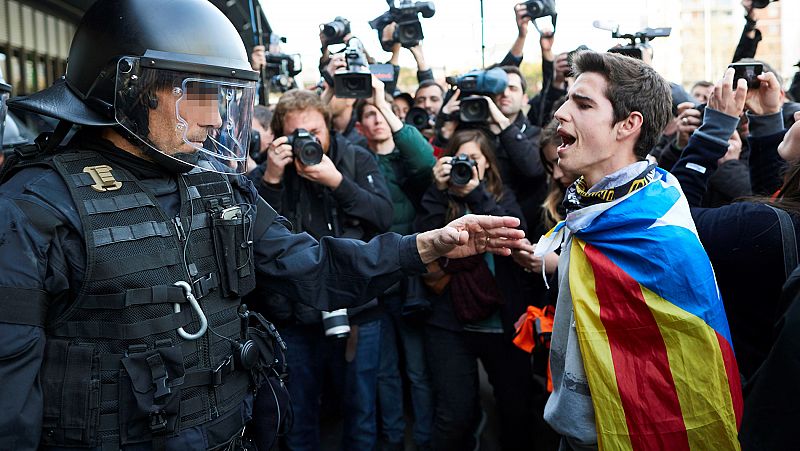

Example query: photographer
[248,89,393,450]
[416,129,543,451]
[321,53,370,148]
[354,77,436,451]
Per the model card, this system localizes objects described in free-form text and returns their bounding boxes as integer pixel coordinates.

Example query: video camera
[521,0,558,33]
[405,107,432,130]
[594,21,671,61]
[334,38,372,99]
[321,16,351,45]
[369,0,436,50]
[333,38,397,98]
[264,52,303,93]
[752,0,778,8]
[446,68,508,123]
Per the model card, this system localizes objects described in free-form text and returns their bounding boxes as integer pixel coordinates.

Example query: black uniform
[0,133,425,450]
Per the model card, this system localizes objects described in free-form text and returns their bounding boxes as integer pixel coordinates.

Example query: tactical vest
[39,150,264,449]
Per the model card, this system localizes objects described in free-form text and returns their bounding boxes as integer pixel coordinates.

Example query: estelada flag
[535,167,742,451]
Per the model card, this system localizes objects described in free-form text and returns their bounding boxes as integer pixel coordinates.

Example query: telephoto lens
[459,97,490,123]
[405,107,431,130]
[286,128,324,166]
[321,309,350,338]
[449,154,476,186]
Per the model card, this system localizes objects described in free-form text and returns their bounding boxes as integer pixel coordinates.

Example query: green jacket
[375,124,436,234]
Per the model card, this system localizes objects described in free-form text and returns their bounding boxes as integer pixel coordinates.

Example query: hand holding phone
[728,62,763,90]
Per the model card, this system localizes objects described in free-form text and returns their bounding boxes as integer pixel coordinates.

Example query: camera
[321,309,350,339]
[448,68,508,123]
[369,0,436,49]
[264,52,302,93]
[522,0,557,33]
[334,38,372,99]
[249,129,264,164]
[321,16,351,45]
[752,0,777,9]
[449,154,476,186]
[594,22,671,61]
[729,62,763,90]
[286,128,324,166]
[405,107,432,130]
[565,45,589,77]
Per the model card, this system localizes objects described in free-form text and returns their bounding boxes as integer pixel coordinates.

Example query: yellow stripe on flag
[640,287,740,451]
[569,239,633,451]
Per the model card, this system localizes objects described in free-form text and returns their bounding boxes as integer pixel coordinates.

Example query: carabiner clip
[174,281,208,340]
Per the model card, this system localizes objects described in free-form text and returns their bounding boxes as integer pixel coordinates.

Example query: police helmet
[9,0,259,173]
[0,66,10,150]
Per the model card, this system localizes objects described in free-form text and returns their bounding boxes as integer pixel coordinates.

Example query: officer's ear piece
[147,93,159,110]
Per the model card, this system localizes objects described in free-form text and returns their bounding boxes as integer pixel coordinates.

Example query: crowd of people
[1,0,800,450]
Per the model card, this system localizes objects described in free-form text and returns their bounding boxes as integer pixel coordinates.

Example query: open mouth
[557,127,576,152]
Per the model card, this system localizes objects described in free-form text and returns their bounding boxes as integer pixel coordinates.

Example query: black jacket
[248,132,394,325]
[0,134,424,450]
[494,112,549,238]
[415,182,529,337]
[672,116,794,378]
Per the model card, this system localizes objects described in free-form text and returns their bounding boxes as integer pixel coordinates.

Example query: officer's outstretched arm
[253,212,524,312]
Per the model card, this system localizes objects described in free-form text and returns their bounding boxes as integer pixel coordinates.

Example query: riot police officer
[0,1,524,450]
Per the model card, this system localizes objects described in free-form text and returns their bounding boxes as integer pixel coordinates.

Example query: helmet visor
[114,57,256,174]
[0,91,9,150]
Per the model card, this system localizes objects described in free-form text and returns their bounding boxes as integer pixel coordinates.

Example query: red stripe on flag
[716,332,743,428]
[584,244,690,451]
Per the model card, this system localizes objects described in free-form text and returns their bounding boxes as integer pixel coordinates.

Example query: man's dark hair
[572,51,672,159]
[415,79,444,97]
[253,104,272,129]
[500,66,527,94]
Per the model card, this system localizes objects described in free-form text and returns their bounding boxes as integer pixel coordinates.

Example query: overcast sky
[261,0,662,85]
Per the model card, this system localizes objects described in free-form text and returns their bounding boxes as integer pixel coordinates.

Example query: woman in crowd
[415,128,547,451]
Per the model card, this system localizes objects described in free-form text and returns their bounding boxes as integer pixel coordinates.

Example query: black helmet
[10,0,260,173]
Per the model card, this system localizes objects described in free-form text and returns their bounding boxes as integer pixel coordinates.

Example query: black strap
[51,308,194,339]
[93,253,180,281]
[84,192,155,215]
[0,287,49,327]
[82,285,188,309]
[767,205,799,279]
[93,220,172,247]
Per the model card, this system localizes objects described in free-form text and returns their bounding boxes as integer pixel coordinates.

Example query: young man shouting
[535,51,742,451]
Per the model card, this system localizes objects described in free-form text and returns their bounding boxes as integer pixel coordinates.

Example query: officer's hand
[251,45,266,71]
[708,67,748,118]
[484,96,511,130]
[433,156,452,190]
[295,154,343,189]
[416,214,526,263]
[263,136,293,185]
[448,166,480,198]
[745,71,783,116]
